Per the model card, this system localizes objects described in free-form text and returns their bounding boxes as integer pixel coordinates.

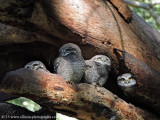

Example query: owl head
[24,61,47,70]
[59,43,82,57]
[117,73,137,94]
[91,55,111,71]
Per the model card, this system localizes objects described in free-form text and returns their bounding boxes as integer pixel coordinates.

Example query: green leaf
[7,97,41,112]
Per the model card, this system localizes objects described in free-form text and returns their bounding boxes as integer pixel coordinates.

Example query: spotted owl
[117,73,137,95]
[84,55,111,86]
[54,43,85,84]
[24,61,48,72]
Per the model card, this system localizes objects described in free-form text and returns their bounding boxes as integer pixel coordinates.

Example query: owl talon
[91,82,98,87]
[66,80,74,85]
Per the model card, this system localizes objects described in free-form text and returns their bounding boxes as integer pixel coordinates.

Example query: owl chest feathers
[84,60,109,86]
[117,73,137,94]
[55,54,85,83]
[120,84,137,94]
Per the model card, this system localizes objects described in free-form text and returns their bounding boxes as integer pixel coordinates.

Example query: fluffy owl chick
[54,43,85,84]
[117,73,137,95]
[84,55,111,86]
[24,61,48,72]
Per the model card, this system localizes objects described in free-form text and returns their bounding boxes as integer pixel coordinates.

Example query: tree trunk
[0,0,160,119]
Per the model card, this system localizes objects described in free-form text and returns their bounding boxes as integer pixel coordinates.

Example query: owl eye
[129,77,133,80]
[121,78,125,81]
[61,50,65,55]
[26,66,30,68]
[102,58,106,62]
[66,48,76,53]
[97,57,101,60]
[65,48,71,51]
[33,63,39,66]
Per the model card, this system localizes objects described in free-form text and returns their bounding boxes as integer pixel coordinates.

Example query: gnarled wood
[114,48,160,115]
[0,23,38,45]
[109,0,132,20]
[0,68,158,120]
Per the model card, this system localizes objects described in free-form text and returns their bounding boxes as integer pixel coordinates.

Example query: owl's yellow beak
[61,50,65,56]
[126,80,130,84]
[126,81,129,84]
[97,57,101,60]
[102,58,106,62]
[30,66,33,70]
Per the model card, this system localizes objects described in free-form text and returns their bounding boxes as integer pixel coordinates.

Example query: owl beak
[126,80,130,84]
[102,59,106,62]
[30,66,33,70]
[61,52,64,56]
[61,50,65,56]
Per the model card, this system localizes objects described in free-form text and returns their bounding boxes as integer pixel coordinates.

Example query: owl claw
[91,83,99,88]
[66,80,75,85]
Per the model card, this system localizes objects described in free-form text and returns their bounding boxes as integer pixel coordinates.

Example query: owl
[84,55,111,86]
[117,73,137,95]
[54,43,85,84]
[24,61,48,72]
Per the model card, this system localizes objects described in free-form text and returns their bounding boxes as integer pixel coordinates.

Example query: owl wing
[53,57,61,73]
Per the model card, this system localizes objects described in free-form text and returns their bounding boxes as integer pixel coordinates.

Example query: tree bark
[0,23,38,45]
[0,68,159,120]
[0,0,160,118]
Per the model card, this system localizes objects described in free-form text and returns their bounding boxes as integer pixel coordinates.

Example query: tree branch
[108,0,132,21]
[124,0,149,9]
[0,68,158,120]
[0,23,60,45]
[0,23,38,45]
[124,0,160,25]
[114,48,160,115]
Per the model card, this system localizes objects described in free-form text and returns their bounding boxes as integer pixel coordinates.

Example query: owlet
[54,43,85,84]
[117,73,137,95]
[24,61,48,72]
[84,55,111,86]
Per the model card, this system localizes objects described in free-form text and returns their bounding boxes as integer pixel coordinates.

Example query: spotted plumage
[54,43,85,84]
[117,73,137,95]
[84,55,111,86]
[24,61,48,72]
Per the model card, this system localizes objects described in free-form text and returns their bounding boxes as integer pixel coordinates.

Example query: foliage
[129,0,160,31]
[7,97,78,120]
[7,97,41,112]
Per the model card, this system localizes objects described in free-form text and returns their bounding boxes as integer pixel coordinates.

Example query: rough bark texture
[109,0,132,20]
[0,23,38,45]
[0,69,159,120]
[114,48,160,115]
[0,41,58,82]
[0,0,160,119]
